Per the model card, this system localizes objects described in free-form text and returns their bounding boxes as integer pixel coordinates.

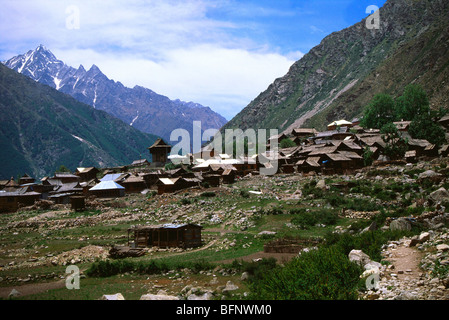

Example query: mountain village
[2,0,449,303]
[2,115,449,214]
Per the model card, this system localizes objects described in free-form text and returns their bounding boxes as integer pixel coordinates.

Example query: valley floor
[1,158,449,300]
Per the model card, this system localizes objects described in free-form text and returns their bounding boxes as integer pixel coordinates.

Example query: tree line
[360,84,447,160]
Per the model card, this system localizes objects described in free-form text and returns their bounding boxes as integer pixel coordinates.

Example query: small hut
[128,223,203,249]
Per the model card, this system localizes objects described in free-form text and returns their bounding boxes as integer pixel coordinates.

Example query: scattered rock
[418,170,441,180]
[389,218,412,231]
[100,293,125,300]
[436,244,449,252]
[140,294,179,300]
[187,292,214,300]
[223,281,239,292]
[429,187,449,203]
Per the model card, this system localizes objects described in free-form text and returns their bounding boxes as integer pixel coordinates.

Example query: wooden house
[407,139,433,157]
[202,174,221,187]
[80,179,99,195]
[100,173,129,184]
[156,177,192,195]
[19,174,35,185]
[292,128,317,139]
[75,167,100,182]
[0,180,9,190]
[148,138,172,164]
[281,164,296,173]
[70,196,86,212]
[267,133,289,149]
[0,188,41,213]
[141,171,163,188]
[128,223,203,249]
[320,153,353,174]
[130,159,150,168]
[222,168,236,184]
[53,172,80,183]
[327,120,353,131]
[48,193,73,204]
[296,157,321,173]
[121,174,148,193]
[50,182,83,195]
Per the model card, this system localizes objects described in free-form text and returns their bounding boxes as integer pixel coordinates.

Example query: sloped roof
[326,153,352,162]
[308,146,338,156]
[328,120,352,127]
[76,167,98,173]
[90,181,125,190]
[148,138,171,149]
[101,173,127,182]
[337,151,363,159]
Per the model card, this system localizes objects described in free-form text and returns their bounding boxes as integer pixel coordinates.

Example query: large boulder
[390,218,412,231]
[348,250,372,267]
[429,187,449,203]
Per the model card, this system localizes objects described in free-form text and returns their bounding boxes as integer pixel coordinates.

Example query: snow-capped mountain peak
[3,45,228,141]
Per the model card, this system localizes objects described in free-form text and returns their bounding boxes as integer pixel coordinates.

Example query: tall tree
[396,84,430,121]
[361,94,397,129]
[409,114,446,148]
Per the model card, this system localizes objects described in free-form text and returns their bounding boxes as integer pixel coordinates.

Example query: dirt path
[387,245,423,281]
[0,279,67,299]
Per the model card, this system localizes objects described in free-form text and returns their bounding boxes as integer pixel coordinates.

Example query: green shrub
[323,229,415,262]
[200,191,216,197]
[86,259,215,278]
[240,190,250,198]
[180,198,192,205]
[247,247,363,300]
[291,209,339,229]
[302,181,324,198]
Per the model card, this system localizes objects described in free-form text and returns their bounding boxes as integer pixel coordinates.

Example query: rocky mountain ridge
[223,0,449,133]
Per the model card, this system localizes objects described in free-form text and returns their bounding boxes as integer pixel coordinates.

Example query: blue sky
[0,0,386,120]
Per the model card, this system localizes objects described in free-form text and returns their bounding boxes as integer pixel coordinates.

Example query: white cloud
[54,45,295,120]
[1,0,300,120]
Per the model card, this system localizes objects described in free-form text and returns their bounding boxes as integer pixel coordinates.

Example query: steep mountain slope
[3,46,228,141]
[223,0,449,133]
[304,10,449,129]
[0,63,159,179]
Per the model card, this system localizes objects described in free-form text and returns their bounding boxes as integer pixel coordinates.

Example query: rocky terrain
[1,157,449,300]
